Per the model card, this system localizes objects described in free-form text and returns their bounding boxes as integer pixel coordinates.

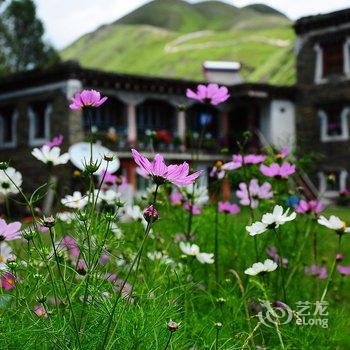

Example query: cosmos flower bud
[167,320,179,332]
[143,205,159,223]
[214,322,223,329]
[0,161,10,170]
[77,212,88,222]
[37,296,47,304]
[216,297,226,305]
[43,216,55,228]
[23,229,36,241]
[336,253,344,262]
[177,104,186,112]
[84,161,100,174]
[104,153,114,162]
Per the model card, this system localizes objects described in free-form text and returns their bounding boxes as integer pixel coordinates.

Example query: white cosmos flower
[179,242,214,264]
[180,184,209,206]
[110,222,123,239]
[318,215,350,232]
[56,211,76,223]
[197,252,215,264]
[244,259,278,276]
[32,145,70,166]
[0,167,22,197]
[61,191,88,209]
[246,221,268,236]
[261,205,296,228]
[124,205,143,221]
[94,189,120,205]
[0,243,13,270]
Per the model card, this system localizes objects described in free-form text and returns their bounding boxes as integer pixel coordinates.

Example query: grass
[1,190,350,349]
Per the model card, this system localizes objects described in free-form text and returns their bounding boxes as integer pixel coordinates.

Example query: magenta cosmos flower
[34,305,48,318]
[69,89,108,110]
[337,265,350,276]
[183,202,201,215]
[295,199,324,214]
[260,162,295,179]
[45,135,64,149]
[304,264,328,280]
[1,273,16,290]
[222,154,265,170]
[236,179,273,208]
[186,83,230,106]
[218,201,240,215]
[0,219,21,242]
[131,149,202,186]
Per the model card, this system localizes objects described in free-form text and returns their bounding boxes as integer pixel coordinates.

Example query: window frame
[314,38,350,83]
[0,108,18,149]
[318,107,349,142]
[28,103,52,147]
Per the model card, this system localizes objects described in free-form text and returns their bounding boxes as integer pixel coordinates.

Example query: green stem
[320,234,342,302]
[163,332,173,350]
[48,227,82,349]
[274,228,287,302]
[101,185,160,350]
[214,202,219,284]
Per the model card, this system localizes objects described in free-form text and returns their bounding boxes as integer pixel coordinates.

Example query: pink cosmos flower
[260,162,296,179]
[100,170,116,185]
[136,166,150,179]
[34,305,48,318]
[304,264,328,280]
[99,254,109,265]
[222,154,265,170]
[1,273,16,290]
[131,149,202,186]
[236,179,273,208]
[183,202,201,215]
[45,135,64,149]
[218,201,240,215]
[170,191,183,205]
[61,236,80,258]
[295,200,324,215]
[336,253,344,262]
[69,89,108,110]
[0,219,21,241]
[266,246,288,266]
[277,147,290,159]
[186,83,230,106]
[209,164,225,179]
[337,265,350,276]
[76,259,87,275]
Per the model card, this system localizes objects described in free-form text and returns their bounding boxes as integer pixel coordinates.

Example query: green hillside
[61,0,296,85]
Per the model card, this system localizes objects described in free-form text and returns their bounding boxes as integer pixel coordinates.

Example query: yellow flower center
[341,221,347,230]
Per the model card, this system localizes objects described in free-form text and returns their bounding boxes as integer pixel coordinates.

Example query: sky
[34,0,350,49]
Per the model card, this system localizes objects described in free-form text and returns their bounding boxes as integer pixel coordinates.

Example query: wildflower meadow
[1,85,350,349]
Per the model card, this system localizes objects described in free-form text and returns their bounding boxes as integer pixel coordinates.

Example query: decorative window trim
[318,107,349,142]
[314,43,325,84]
[344,37,350,78]
[0,109,18,149]
[28,104,52,147]
[318,169,348,197]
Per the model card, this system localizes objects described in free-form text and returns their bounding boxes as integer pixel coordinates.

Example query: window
[28,101,51,146]
[318,106,349,142]
[0,106,17,149]
[318,169,348,196]
[83,96,127,134]
[322,41,344,77]
[136,100,175,135]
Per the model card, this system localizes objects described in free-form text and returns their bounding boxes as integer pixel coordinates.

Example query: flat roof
[0,61,296,100]
[294,7,350,35]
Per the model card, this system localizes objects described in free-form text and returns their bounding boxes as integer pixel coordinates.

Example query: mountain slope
[61,0,295,85]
